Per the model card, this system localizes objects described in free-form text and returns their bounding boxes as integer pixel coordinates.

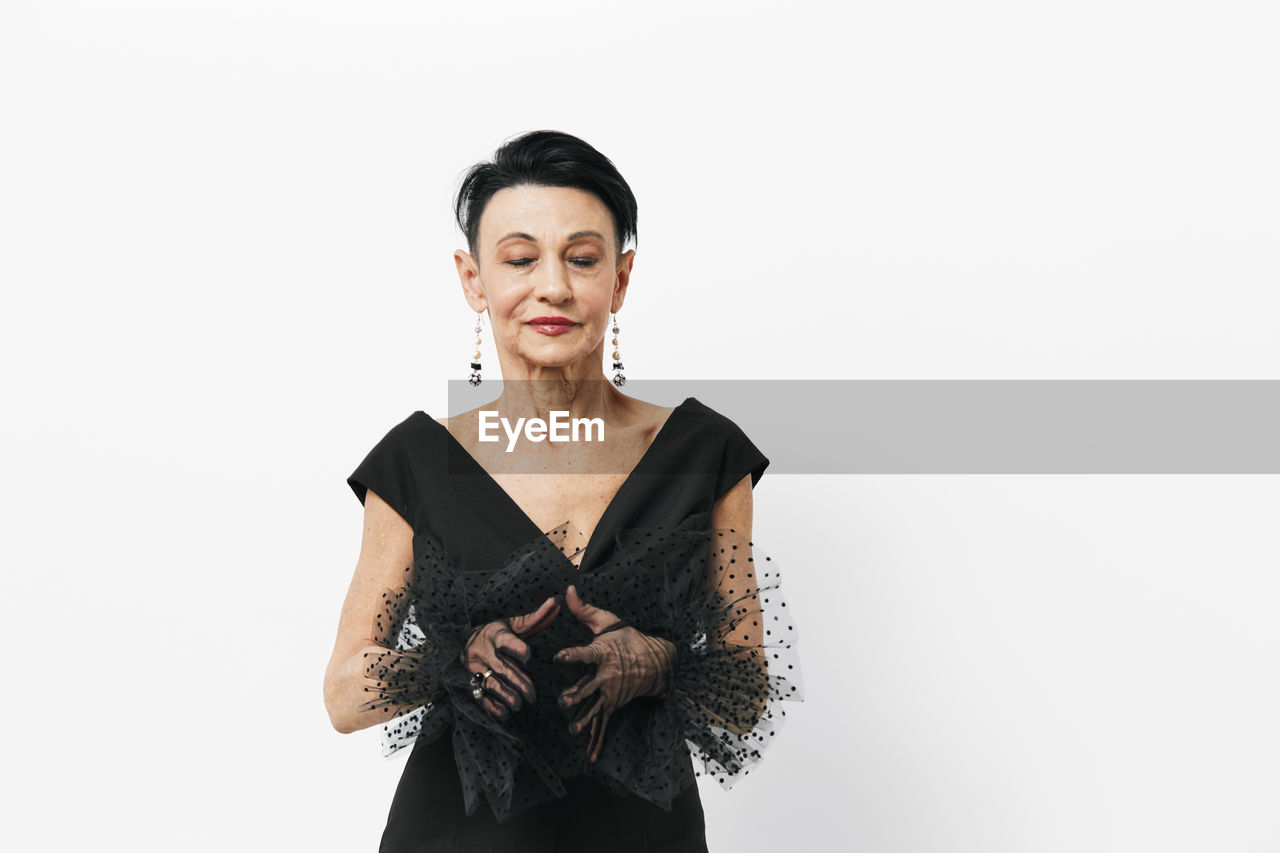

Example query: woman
[323,130,801,852]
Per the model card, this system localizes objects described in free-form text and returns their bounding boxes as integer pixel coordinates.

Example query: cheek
[482,281,526,314]
[584,269,618,300]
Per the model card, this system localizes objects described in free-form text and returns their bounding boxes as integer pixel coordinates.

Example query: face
[454,185,635,379]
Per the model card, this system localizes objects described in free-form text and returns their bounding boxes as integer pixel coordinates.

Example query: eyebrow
[496,230,607,245]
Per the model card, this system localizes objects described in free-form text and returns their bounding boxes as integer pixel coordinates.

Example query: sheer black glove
[552,584,677,763]
[459,595,560,721]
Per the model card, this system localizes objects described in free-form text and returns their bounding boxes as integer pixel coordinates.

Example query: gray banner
[446,380,1280,474]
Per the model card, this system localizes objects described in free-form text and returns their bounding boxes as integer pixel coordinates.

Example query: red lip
[528,316,578,337]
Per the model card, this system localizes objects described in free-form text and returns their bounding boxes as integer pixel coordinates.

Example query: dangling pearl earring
[610,312,626,387]
[468,312,484,386]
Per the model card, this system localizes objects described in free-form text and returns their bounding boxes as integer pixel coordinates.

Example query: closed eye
[505,258,534,267]
[570,257,598,267]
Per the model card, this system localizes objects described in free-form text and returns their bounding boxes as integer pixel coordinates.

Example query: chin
[529,359,587,371]
[520,342,588,365]
[522,352,597,373]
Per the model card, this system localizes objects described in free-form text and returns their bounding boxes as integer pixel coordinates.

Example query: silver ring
[470,669,493,701]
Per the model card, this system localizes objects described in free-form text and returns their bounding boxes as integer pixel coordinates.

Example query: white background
[2,1,1278,850]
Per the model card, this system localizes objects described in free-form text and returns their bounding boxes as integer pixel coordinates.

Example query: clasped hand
[458,595,559,720]
[461,584,676,764]
[554,584,676,763]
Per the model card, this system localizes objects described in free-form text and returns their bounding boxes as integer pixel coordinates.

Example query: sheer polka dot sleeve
[356,537,478,757]
[581,520,803,802]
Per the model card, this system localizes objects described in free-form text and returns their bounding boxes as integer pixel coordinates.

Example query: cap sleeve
[347,413,420,530]
[712,416,770,503]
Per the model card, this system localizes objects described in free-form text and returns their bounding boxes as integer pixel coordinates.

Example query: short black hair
[454,130,638,257]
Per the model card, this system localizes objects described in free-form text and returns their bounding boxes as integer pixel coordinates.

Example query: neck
[489,342,624,421]
[493,376,622,423]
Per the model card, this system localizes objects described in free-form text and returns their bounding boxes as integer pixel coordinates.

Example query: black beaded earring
[469,312,484,386]
[610,312,625,387]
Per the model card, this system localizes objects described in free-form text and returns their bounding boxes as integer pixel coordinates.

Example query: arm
[324,488,559,734]
[700,472,771,735]
[323,488,418,734]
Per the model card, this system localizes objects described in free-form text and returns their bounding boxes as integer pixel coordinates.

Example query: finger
[486,656,535,704]
[492,628,531,666]
[565,673,605,729]
[481,673,522,712]
[510,596,561,637]
[483,637,535,691]
[559,671,598,713]
[464,623,513,667]
[564,585,615,633]
[489,628,528,665]
[568,689,603,732]
[481,695,508,720]
[553,643,602,667]
[472,657,525,710]
[589,710,612,764]
[588,716,600,762]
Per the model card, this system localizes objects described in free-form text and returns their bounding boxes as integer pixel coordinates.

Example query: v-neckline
[419,397,694,572]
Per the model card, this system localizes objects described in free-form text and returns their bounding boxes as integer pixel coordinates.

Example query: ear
[610,249,635,314]
[454,249,487,312]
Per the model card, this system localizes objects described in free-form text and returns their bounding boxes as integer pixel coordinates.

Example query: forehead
[478,185,614,247]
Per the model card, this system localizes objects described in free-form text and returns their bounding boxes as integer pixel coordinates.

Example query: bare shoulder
[712,470,755,535]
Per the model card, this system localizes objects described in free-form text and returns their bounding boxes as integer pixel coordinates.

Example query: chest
[486,470,632,565]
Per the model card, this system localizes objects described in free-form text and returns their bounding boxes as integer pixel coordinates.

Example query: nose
[532,257,572,304]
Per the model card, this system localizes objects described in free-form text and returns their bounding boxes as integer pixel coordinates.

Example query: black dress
[346,397,802,853]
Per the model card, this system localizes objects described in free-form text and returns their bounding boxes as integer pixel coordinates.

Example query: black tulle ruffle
[360,512,803,824]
